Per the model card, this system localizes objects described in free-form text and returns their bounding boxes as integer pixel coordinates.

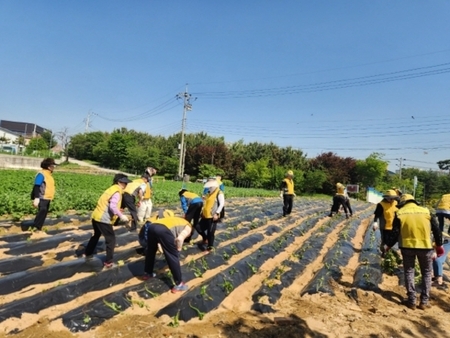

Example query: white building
[0,127,21,153]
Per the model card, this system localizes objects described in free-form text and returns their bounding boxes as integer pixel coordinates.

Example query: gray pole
[177,84,193,179]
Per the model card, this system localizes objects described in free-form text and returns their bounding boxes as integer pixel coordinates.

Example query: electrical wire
[193,62,450,99]
[190,48,450,85]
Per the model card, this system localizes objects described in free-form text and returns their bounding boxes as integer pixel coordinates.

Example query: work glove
[372,222,379,231]
[383,245,391,253]
[33,198,40,208]
[279,193,283,199]
[436,246,445,258]
[119,214,129,223]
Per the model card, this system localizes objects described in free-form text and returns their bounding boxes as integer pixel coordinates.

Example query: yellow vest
[124,178,145,195]
[283,178,294,195]
[183,191,200,200]
[397,203,432,249]
[436,194,450,211]
[144,182,152,199]
[202,188,221,218]
[379,200,398,230]
[92,185,123,224]
[154,216,191,230]
[41,169,55,200]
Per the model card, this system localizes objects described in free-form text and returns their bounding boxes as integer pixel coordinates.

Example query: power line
[94,98,180,122]
[193,62,450,99]
[190,48,450,85]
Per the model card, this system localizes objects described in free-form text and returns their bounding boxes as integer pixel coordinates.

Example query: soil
[0,198,449,338]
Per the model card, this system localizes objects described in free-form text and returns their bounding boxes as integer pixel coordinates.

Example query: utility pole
[84,111,93,133]
[176,85,195,179]
[396,158,405,180]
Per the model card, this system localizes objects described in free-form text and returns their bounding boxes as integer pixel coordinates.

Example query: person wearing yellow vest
[385,194,443,310]
[198,180,225,252]
[435,193,450,233]
[328,182,350,218]
[280,170,295,217]
[85,174,132,268]
[372,189,399,254]
[30,158,57,231]
[140,209,191,293]
[179,189,203,239]
[121,173,151,231]
[137,167,156,222]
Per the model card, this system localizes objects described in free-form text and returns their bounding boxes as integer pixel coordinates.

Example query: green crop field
[0,169,276,219]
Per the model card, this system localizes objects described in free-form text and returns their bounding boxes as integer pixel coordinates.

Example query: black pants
[199,218,218,248]
[437,213,450,233]
[144,223,182,286]
[185,202,203,240]
[344,198,353,216]
[85,219,116,263]
[33,199,51,230]
[330,195,349,217]
[121,192,138,230]
[283,194,294,216]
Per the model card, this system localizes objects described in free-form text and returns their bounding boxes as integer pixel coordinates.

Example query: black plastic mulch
[301,208,374,295]
[353,223,383,291]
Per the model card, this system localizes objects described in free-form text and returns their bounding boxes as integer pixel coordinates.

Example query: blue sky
[1,1,450,172]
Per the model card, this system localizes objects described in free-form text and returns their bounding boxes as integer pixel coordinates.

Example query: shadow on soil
[217,315,328,338]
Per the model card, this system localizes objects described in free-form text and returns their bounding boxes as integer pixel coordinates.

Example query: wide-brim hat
[399,193,419,206]
[204,180,219,189]
[383,189,398,198]
[117,177,132,184]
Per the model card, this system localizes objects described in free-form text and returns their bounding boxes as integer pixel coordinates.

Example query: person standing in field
[30,158,57,231]
[121,173,151,231]
[198,180,225,252]
[435,193,450,233]
[372,189,399,255]
[141,209,192,293]
[137,168,157,223]
[85,174,131,268]
[202,175,224,197]
[385,194,443,310]
[179,188,203,239]
[280,170,295,217]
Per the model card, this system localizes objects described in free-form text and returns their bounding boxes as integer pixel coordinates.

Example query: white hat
[204,180,219,189]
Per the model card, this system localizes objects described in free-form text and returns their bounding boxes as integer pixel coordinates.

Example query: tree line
[64,129,449,200]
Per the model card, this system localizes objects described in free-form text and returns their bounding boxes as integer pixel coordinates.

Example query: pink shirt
[110,192,124,217]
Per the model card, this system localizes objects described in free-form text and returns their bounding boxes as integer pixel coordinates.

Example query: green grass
[0,169,277,218]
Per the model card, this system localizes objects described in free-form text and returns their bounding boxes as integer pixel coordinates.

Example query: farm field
[0,169,276,220]
[0,197,449,337]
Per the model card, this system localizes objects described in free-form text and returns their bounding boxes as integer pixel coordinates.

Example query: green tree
[25,137,48,154]
[239,158,272,188]
[437,159,450,173]
[303,169,327,194]
[41,131,57,149]
[198,164,222,179]
[354,153,388,188]
[310,152,357,194]
[69,131,107,161]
